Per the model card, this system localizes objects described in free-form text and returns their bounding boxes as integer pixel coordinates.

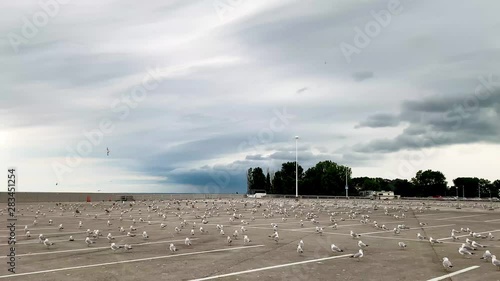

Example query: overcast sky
[1,0,499,193]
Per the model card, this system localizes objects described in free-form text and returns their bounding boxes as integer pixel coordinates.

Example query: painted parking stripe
[0,238,199,259]
[190,254,353,280]
[435,215,482,221]
[0,245,265,279]
[426,266,480,281]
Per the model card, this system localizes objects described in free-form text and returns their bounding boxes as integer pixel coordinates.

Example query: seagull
[488,233,495,240]
[107,233,115,241]
[471,241,486,248]
[200,227,207,234]
[243,235,251,244]
[110,243,123,251]
[272,232,279,243]
[350,249,364,261]
[85,237,95,247]
[69,236,74,241]
[298,240,304,248]
[393,228,400,235]
[107,220,112,227]
[127,232,136,237]
[43,238,54,248]
[458,245,474,258]
[417,233,426,241]
[442,257,453,270]
[461,243,475,251]
[185,237,192,246]
[38,234,45,243]
[481,250,492,262]
[79,221,83,228]
[160,223,167,229]
[297,244,304,254]
[398,242,407,249]
[350,230,361,239]
[169,243,177,252]
[25,231,31,238]
[227,236,232,245]
[492,255,500,270]
[142,231,149,239]
[331,244,343,253]
[48,219,53,225]
[429,237,443,245]
[358,240,368,249]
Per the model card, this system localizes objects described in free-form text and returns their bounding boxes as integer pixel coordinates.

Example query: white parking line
[484,218,500,222]
[426,266,480,281]
[0,245,265,279]
[190,254,353,280]
[416,213,450,217]
[435,215,482,221]
[0,238,199,259]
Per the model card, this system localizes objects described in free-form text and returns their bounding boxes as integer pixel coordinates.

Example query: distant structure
[359,190,400,200]
[247,189,267,198]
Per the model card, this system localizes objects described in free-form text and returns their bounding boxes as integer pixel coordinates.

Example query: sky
[1,0,499,193]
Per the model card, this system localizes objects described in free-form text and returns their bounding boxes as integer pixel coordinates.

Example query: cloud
[296,87,308,94]
[352,71,374,82]
[355,113,400,128]
[2,0,500,192]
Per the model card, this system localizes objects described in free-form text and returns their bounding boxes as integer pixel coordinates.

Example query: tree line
[247,161,500,198]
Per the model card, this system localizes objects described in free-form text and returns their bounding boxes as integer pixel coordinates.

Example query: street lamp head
[295,136,299,139]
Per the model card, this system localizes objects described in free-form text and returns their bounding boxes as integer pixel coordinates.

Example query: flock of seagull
[10,198,500,276]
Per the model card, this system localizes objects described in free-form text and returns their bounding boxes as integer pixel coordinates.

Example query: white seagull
[442,257,453,270]
[350,249,364,261]
[331,244,343,253]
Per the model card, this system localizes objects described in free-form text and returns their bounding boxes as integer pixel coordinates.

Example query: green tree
[249,167,266,191]
[265,172,272,193]
[392,179,415,197]
[268,162,304,195]
[412,170,448,197]
[453,177,480,198]
[246,168,253,194]
[301,160,352,196]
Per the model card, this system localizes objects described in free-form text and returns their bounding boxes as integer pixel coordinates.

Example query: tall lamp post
[295,136,299,198]
[345,171,349,199]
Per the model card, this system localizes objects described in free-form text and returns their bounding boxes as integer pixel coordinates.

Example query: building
[359,190,400,200]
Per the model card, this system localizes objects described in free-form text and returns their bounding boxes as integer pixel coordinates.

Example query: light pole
[295,136,299,198]
[345,171,349,199]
